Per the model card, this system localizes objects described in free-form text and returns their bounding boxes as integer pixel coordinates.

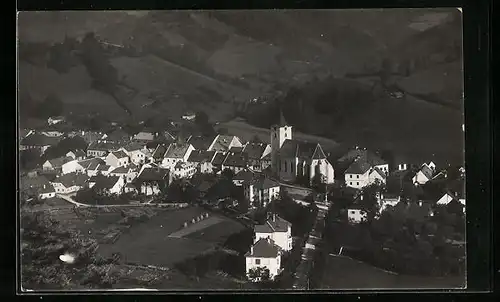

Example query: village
[19,109,466,289]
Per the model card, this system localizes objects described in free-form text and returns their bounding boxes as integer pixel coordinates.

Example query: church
[270,111,335,184]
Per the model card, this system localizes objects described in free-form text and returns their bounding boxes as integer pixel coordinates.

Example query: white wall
[374,164,389,174]
[62,160,84,175]
[246,256,281,281]
[255,229,292,252]
[437,193,454,205]
[412,171,430,185]
[109,177,125,195]
[345,171,370,189]
[311,159,335,184]
[348,209,367,223]
[368,169,386,185]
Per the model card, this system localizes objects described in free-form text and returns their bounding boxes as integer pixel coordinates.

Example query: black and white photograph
[18,9,466,291]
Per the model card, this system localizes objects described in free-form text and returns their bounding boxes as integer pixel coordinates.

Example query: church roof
[279,140,319,159]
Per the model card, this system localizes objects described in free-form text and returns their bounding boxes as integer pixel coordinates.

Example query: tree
[247,267,270,282]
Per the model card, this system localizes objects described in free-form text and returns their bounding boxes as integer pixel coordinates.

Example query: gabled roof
[104,129,130,142]
[188,150,216,163]
[245,238,281,258]
[242,142,268,160]
[254,215,290,233]
[109,166,131,174]
[47,156,73,168]
[110,150,128,159]
[87,141,118,152]
[39,184,56,194]
[20,133,60,147]
[97,164,111,171]
[53,172,89,188]
[338,148,386,166]
[67,149,86,158]
[210,135,241,151]
[92,176,120,191]
[222,151,247,168]
[77,157,105,170]
[152,144,169,159]
[279,140,319,159]
[234,169,257,183]
[345,157,372,174]
[252,177,280,190]
[133,131,156,141]
[370,167,387,179]
[123,142,144,152]
[187,135,214,150]
[311,144,327,160]
[164,143,191,158]
[137,167,170,182]
[211,152,225,166]
[418,164,434,180]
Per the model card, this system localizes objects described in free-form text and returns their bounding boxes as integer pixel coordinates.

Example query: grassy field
[184,219,246,243]
[320,254,465,289]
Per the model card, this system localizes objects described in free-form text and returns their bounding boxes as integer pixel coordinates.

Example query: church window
[284,162,287,172]
[291,162,294,173]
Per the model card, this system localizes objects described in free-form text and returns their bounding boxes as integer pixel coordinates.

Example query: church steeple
[279,106,288,126]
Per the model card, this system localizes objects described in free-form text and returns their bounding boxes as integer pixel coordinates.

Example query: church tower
[270,108,292,175]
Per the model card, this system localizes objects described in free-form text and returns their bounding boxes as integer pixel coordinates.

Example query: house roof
[97,164,111,171]
[39,184,56,194]
[370,167,387,179]
[222,151,247,168]
[345,157,372,174]
[245,238,281,258]
[47,156,73,168]
[211,152,225,166]
[20,133,60,147]
[152,144,169,159]
[418,164,434,180]
[252,177,280,190]
[234,169,256,182]
[104,129,130,142]
[68,149,86,158]
[187,150,216,163]
[312,144,327,160]
[338,149,386,166]
[123,142,144,152]
[77,157,105,170]
[87,141,118,152]
[92,176,120,191]
[279,140,319,159]
[53,172,89,188]
[210,135,241,151]
[187,135,214,150]
[242,142,268,160]
[165,143,191,158]
[133,131,156,141]
[254,215,290,233]
[137,167,170,182]
[111,150,128,159]
[109,166,130,174]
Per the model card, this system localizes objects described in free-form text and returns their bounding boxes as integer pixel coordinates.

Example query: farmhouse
[105,150,130,168]
[242,142,272,172]
[233,169,257,186]
[38,184,56,200]
[270,114,335,184]
[161,143,195,169]
[42,156,73,172]
[187,150,217,174]
[338,148,389,174]
[108,166,138,183]
[244,177,280,208]
[135,167,172,196]
[208,134,244,152]
[120,143,151,165]
[19,133,60,154]
[245,237,282,281]
[221,151,248,174]
[51,172,89,194]
[173,161,197,179]
[344,153,387,189]
[412,162,436,185]
[187,135,214,151]
[87,142,117,158]
[66,149,86,161]
[89,175,125,195]
[254,213,292,251]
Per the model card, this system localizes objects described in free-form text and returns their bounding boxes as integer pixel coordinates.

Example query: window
[284,162,287,172]
[285,133,287,138]
[356,182,359,186]
[357,175,359,179]
[255,258,261,265]
[350,175,352,178]
[349,182,352,185]
[350,211,356,214]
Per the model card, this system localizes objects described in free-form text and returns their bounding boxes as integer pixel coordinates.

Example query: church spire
[279,106,287,126]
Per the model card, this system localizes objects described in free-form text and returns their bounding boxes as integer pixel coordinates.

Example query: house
[254,213,292,251]
[152,144,169,164]
[412,162,436,185]
[233,169,257,186]
[86,142,117,158]
[51,172,89,194]
[20,174,51,194]
[244,177,281,208]
[38,184,56,200]
[61,158,102,175]
[187,150,217,174]
[105,150,130,168]
[69,131,103,145]
[182,111,197,121]
[347,208,368,224]
[211,152,226,173]
[19,129,34,139]
[221,151,248,174]
[172,161,197,179]
[368,167,387,186]
[208,134,244,152]
[161,143,195,169]
[337,147,389,174]
[121,143,151,165]
[270,114,334,184]
[42,156,73,172]
[135,167,172,196]
[245,238,282,281]
[242,142,272,172]
[132,130,158,142]
[101,128,130,144]
[344,157,372,189]
[377,192,401,213]
[47,116,65,125]
[187,135,214,151]
[124,183,138,194]
[109,166,138,183]
[19,133,60,154]
[89,175,125,195]
[66,150,86,161]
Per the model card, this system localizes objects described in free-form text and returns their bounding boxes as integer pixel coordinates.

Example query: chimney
[250,245,254,254]
[360,195,364,201]
[272,213,276,222]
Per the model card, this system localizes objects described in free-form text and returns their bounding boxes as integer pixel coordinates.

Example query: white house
[245,238,282,281]
[86,142,117,158]
[187,150,217,174]
[208,134,244,152]
[38,184,56,200]
[47,116,65,125]
[347,208,368,224]
[412,163,435,185]
[66,150,86,161]
[161,143,195,169]
[42,156,73,172]
[368,167,387,186]
[120,143,151,165]
[135,167,172,196]
[182,111,196,121]
[270,115,334,184]
[108,166,138,184]
[51,172,89,194]
[172,161,197,179]
[105,150,130,168]
[344,159,371,189]
[90,175,125,195]
[377,192,401,213]
[244,177,281,208]
[221,151,247,174]
[254,214,292,252]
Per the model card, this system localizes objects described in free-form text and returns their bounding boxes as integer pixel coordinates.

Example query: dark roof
[188,150,205,163]
[137,167,170,182]
[371,167,387,179]
[87,141,118,152]
[252,177,280,190]
[20,133,60,147]
[242,142,268,160]
[53,172,89,188]
[212,152,225,166]
[418,164,434,180]
[77,157,105,169]
[67,149,86,157]
[39,184,56,194]
[105,129,130,142]
[152,144,168,159]
[97,164,111,171]
[123,142,144,152]
[254,215,290,233]
[338,149,386,166]
[110,150,128,159]
[222,151,247,168]
[47,156,73,168]
[92,176,120,191]
[229,146,244,153]
[187,135,214,150]
[234,169,256,182]
[345,157,372,174]
[165,143,191,158]
[245,238,281,258]
[279,140,319,159]
[210,135,241,151]
[312,144,327,160]
[109,166,130,174]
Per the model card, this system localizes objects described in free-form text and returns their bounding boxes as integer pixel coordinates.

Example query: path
[56,194,187,209]
[168,216,223,238]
